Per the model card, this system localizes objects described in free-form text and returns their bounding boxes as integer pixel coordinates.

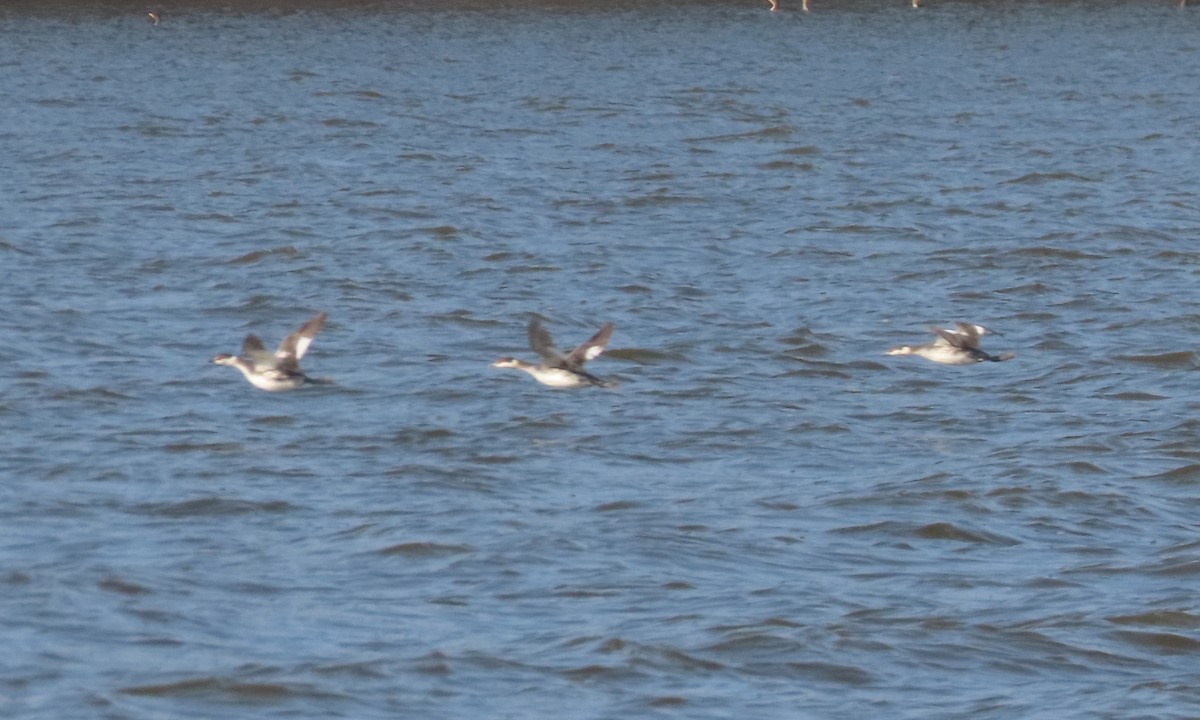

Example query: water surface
[2,2,1199,718]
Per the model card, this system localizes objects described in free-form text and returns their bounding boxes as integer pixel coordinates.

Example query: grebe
[886,322,1014,366]
[492,318,615,388]
[213,311,327,391]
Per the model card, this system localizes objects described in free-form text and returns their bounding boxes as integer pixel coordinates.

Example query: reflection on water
[2,2,1199,718]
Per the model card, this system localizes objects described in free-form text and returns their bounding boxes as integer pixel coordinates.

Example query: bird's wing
[952,322,984,346]
[931,326,973,350]
[565,323,614,367]
[241,334,278,371]
[528,318,568,365]
[277,311,327,366]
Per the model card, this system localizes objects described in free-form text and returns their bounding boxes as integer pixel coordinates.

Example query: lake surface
[2,1,1199,717]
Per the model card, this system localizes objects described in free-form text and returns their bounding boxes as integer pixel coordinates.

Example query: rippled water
[2,1,1199,718]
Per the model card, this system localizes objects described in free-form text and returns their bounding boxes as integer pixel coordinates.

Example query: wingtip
[241,334,266,352]
[301,311,327,335]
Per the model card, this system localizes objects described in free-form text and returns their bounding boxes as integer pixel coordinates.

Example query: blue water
[2,2,1200,718]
